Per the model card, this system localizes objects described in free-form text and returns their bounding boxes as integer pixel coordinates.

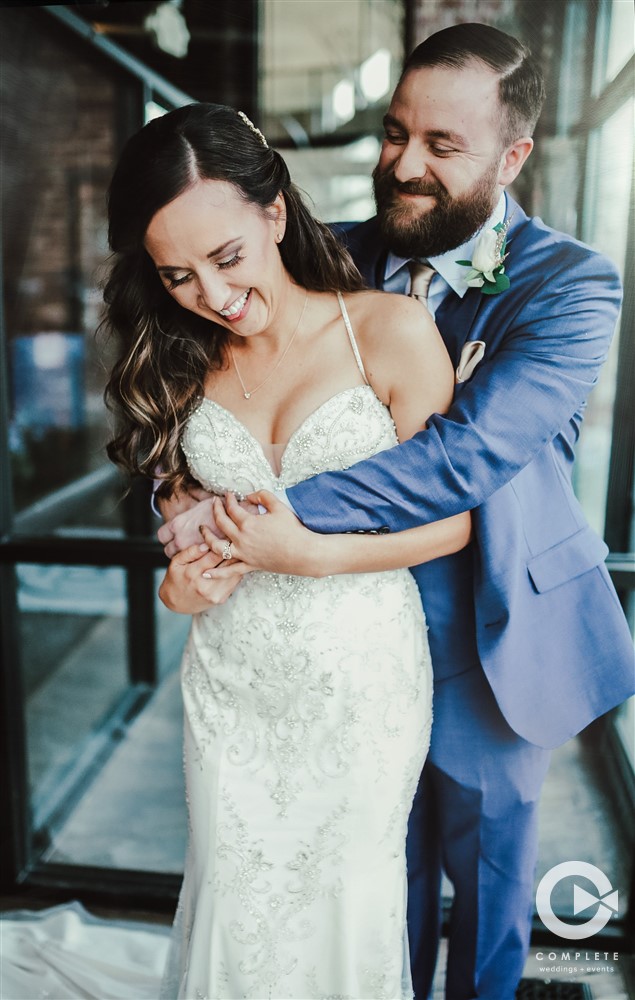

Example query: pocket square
[456,340,486,383]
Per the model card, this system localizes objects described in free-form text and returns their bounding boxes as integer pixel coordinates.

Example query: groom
[158,23,634,1000]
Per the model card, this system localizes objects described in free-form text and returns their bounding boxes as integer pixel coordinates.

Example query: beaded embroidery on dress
[161,294,433,1000]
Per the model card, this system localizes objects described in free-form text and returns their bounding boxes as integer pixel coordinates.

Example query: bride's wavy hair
[103,102,363,497]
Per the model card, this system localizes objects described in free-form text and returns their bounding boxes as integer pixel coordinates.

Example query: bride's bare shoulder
[336,289,449,402]
[340,288,438,355]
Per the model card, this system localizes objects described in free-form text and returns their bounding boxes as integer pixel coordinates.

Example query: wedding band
[222,541,233,561]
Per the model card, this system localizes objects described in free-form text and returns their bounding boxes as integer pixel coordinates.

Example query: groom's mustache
[392,179,448,199]
[374,169,449,205]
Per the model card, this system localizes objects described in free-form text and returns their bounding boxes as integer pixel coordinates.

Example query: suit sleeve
[287,244,622,533]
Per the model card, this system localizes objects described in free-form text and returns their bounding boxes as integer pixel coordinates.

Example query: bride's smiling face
[144,178,288,335]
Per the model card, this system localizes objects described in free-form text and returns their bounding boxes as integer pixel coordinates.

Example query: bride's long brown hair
[103,103,363,498]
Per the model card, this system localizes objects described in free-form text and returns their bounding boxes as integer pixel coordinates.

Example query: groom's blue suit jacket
[288,196,634,749]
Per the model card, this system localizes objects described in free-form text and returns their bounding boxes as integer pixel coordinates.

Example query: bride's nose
[196,271,231,313]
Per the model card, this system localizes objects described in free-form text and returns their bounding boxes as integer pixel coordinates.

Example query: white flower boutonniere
[457,218,512,295]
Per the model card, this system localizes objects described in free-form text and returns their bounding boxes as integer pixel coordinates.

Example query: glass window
[556,2,590,134]
[283,136,382,223]
[20,563,128,825]
[603,0,634,80]
[1,9,125,530]
[20,560,188,872]
[572,97,634,535]
[0,6,186,894]
[261,0,403,222]
[592,0,634,93]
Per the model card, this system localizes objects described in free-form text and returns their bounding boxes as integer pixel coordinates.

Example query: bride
[104,103,470,1000]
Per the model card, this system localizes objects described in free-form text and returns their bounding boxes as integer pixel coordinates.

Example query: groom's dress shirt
[382,193,507,316]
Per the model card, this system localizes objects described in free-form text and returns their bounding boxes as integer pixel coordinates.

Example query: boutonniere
[457,218,512,295]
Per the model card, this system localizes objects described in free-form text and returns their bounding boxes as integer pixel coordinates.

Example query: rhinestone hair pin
[237,111,268,148]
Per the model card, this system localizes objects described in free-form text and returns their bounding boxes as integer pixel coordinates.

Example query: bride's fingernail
[202,571,212,579]
[199,543,209,552]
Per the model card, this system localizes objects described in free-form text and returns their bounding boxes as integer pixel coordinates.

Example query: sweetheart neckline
[196,384,388,480]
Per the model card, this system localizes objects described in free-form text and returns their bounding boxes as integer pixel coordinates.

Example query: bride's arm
[208,491,470,577]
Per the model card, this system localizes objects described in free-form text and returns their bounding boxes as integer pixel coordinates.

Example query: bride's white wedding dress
[161,293,433,1000]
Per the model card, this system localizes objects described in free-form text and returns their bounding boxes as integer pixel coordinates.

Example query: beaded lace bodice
[181,384,399,498]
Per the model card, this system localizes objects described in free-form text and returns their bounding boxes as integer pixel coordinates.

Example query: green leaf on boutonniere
[481,271,511,295]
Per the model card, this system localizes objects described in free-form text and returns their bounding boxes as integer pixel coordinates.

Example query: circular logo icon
[536,861,619,940]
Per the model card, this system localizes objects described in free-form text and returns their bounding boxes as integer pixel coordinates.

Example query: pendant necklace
[229,292,309,399]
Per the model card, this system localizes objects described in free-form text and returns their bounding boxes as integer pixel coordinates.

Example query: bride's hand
[208,492,322,576]
[158,536,244,612]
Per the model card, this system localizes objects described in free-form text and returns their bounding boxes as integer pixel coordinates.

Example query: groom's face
[373,61,510,258]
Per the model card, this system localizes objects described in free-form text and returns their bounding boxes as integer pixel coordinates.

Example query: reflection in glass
[603,0,634,80]
[21,563,189,873]
[592,0,635,93]
[21,564,127,823]
[1,7,122,525]
[557,1,589,134]
[573,98,634,535]
[261,0,402,224]
[284,136,381,223]
[261,0,403,143]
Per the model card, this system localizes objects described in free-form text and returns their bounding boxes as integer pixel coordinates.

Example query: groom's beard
[373,161,500,258]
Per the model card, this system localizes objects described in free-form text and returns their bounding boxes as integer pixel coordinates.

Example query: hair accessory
[237,111,268,149]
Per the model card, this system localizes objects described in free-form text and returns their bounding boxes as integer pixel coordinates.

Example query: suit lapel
[433,197,527,364]
[434,287,483,365]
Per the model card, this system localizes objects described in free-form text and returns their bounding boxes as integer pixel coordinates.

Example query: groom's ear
[497,137,534,187]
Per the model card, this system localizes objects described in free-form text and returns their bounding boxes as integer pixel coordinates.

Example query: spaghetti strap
[337,291,369,385]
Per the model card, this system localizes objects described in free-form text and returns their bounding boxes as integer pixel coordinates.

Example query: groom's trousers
[406,553,551,1000]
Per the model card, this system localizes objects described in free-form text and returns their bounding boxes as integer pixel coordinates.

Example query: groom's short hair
[402,23,546,146]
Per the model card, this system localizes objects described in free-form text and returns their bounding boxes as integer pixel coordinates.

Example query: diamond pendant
[244,392,251,399]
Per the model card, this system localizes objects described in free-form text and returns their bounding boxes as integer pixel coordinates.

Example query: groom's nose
[392,140,429,184]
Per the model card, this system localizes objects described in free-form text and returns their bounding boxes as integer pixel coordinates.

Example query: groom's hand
[157,486,221,558]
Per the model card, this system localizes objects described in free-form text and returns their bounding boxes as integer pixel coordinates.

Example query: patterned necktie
[408,260,436,311]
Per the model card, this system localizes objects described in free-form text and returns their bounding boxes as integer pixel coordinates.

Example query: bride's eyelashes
[217,252,245,270]
[165,273,192,289]
[163,252,246,290]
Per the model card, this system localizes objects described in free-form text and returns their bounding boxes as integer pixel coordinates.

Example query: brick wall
[1,8,117,338]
